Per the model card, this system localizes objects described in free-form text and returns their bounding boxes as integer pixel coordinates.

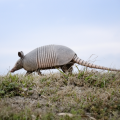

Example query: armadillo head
[10,51,24,73]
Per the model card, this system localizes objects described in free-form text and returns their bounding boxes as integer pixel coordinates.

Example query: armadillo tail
[73,55,120,72]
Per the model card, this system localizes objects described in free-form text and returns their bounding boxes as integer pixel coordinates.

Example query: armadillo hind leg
[61,62,74,74]
[25,71,33,76]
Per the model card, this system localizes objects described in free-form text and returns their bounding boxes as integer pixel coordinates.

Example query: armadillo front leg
[25,71,33,76]
[36,69,42,76]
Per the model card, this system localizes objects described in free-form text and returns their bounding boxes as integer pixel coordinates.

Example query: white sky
[0,0,120,75]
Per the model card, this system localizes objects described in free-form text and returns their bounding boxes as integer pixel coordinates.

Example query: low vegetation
[0,68,120,120]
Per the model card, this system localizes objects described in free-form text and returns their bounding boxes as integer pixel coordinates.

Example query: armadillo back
[23,45,76,71]
[37,45,58,68]
[37,45,75,68]
[54,45,75,65]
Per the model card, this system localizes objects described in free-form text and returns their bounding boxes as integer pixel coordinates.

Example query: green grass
[0,69,120,120]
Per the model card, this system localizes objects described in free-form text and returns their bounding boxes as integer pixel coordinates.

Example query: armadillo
[10,45,120,75]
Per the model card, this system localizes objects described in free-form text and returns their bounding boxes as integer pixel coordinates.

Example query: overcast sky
[0,0,120,75]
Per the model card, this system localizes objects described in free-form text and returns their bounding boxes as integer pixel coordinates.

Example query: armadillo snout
[10,69,15,73]
[10,67,17,72]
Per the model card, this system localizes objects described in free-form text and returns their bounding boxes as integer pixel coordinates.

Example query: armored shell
[23,45,75,71]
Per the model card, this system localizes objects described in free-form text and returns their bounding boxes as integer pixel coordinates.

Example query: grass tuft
[0,70,120,120]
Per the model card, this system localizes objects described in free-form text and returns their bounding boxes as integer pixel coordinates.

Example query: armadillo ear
[18,51,24,58]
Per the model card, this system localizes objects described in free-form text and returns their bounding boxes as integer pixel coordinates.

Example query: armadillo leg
[36,69,42,76]
[61,62,74,74]
[68,66,73,74]
[25,71,32,76]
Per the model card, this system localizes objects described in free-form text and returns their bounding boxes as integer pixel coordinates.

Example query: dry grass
[0,69,120,120]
